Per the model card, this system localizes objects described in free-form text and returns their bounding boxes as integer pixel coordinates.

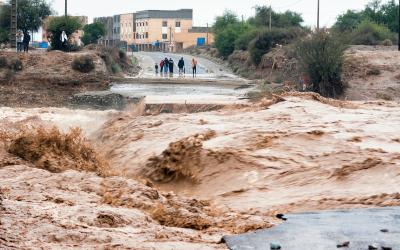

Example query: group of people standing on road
[17,32,31,53]
[157,57,175,76]
[155,57,198,78]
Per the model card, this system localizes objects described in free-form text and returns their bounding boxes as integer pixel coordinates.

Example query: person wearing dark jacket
[178,57,185,76]
[168,58,174,75]
[23,33,31,53]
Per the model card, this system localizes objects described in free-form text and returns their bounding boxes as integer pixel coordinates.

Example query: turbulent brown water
[1,94,400,249]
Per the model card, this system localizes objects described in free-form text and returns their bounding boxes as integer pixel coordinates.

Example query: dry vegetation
[2,126,111,176]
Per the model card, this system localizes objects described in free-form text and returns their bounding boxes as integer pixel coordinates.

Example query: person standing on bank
[178,57,185,76]
[191,58,197,78]
[163,58,169,75]
[17,32,23,52]
[23,33,31,53]
[169,58,174,76]
[155,63,159,75]
[160,60,165,76]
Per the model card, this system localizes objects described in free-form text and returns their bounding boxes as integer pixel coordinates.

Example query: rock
[71,91,144,110]
[380,229,389,233]
[276,214,287,221]
[337,241,350,248]
[270,243,281,249]
[381,247,392,250]
[369,244,379,250]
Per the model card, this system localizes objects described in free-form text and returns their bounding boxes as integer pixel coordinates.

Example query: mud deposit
[1,94,400,249]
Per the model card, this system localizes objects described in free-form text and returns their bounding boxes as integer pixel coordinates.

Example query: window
[175,21,181,27]
[145,32,148,39]
[162,21,168,27]
[146,22,148,26]
[162,34,167,40]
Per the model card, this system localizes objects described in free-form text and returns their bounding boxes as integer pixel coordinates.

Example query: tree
[213,11,239,33]
[333,0,399,33]
[81,22,106,45]
[296,32,346,98]
[251,6,303,28]
[47,16,82,51]
[17,0,52,35]
[333,10,364,33]
[0,3,11,43]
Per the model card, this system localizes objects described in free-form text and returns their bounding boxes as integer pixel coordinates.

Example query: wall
[174,30,214,51]
[120,13,135,45]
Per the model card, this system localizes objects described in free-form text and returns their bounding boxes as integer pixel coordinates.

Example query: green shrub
[47,16,82,51]
[296,32,347,98]
[0,56,7,68]
[71,55,95,73]
[235,28,259,51]
[351,20,394,45]
[8,58,23,71]
[118,50,127,60]
[111,63,122,74]
[249,27,302,65]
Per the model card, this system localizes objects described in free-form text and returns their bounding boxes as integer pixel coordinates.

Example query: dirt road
[134,52,238,80]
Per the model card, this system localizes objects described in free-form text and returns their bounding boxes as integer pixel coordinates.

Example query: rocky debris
[71,91,144,110]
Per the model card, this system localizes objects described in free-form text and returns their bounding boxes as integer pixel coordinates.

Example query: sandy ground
[1,94,400,248]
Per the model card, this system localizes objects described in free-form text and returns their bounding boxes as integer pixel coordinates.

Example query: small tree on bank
[17,0,52,35]
[47,16,82,51]
[81,22,106,45]
[296,32,347,98]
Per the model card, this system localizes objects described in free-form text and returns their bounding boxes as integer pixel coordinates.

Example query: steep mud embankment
[1,95,400,249]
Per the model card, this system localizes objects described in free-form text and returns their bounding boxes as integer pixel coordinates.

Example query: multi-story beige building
[120,13,136,45]
[133,9,213,52]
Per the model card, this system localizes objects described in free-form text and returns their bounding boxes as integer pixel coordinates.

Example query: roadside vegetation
[211,0,399,99]
[47,16,82,51]
[0,0,52,44]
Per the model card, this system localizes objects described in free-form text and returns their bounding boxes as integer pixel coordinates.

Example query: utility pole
[65,0,67,17]
[206,23,209,45]
[269,5,272,30]
[317,0,320,31]
[11,0,17,49]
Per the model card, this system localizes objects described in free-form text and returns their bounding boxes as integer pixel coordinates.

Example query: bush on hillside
[235,28,260,51]
[8,58,23,71]
[249,27,304,65]
[351,20,394,45]
[85,45,133,75]
[72,55,95,73]
[296,32,347,98]
[381,39,393,46]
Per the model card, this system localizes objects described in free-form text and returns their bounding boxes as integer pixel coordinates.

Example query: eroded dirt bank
[1,94,400,249]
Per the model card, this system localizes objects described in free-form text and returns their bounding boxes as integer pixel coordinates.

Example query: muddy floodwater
[1,94,400,249]
[111,83,251,104]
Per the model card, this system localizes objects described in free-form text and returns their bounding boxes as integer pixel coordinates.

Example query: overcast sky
[48,0,382,27]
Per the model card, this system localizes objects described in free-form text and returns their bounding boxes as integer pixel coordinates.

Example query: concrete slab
[223,207,400,250]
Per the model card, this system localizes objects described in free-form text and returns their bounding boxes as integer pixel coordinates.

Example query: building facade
[93,9,213,52]
[133,9,213,52]
[120,13,136,46]
[94,16,114,45]
[112,15,121,42]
